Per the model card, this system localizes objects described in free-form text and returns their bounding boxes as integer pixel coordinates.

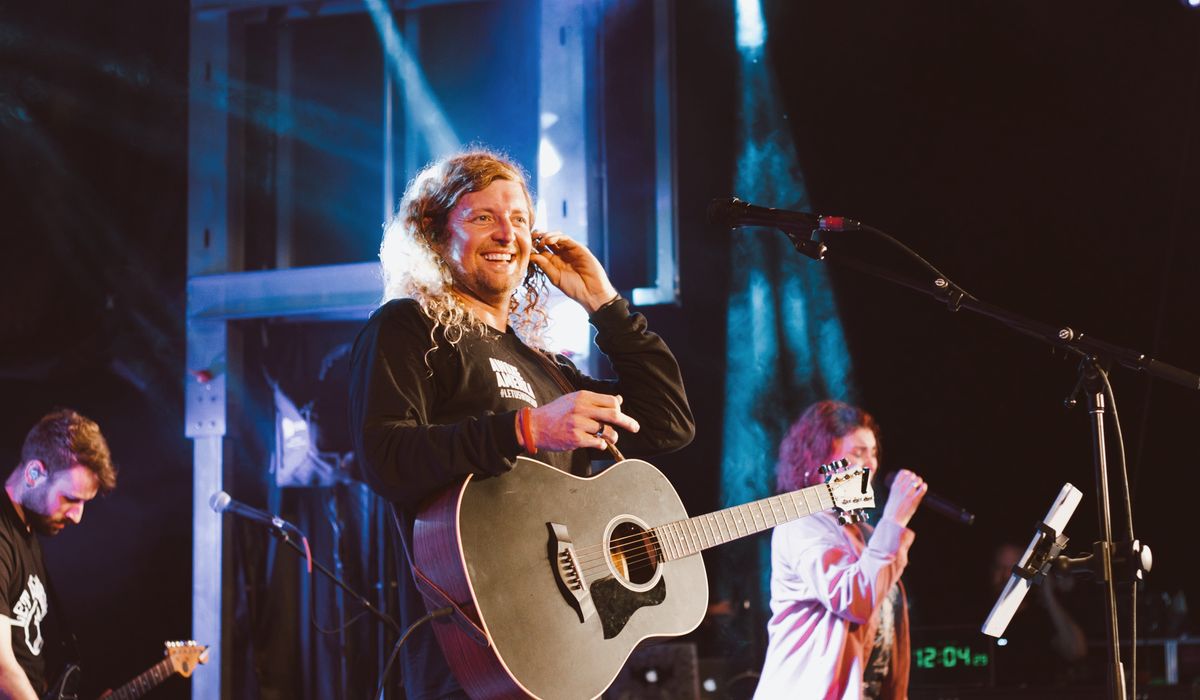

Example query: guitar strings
[574,513,809,582]
[576,510,815,580]
[568,475,860,582]
[572,515,763,581]
[575,536,714,581]
[568,513,816,581]
[569,508,773,565]
[566,489,830,561]
[571,500,854,581]
[568,488,828,563]
[570,520,734,572]
[574,520,749,571]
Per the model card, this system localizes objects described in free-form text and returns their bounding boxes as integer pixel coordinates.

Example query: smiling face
[438,178,534,309]
[23,464,100,536]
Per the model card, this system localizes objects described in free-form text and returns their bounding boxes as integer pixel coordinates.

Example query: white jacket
[754,511,914,699]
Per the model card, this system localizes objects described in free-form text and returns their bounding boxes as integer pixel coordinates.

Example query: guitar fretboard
[109,658,174,700]
[651,483,834,561]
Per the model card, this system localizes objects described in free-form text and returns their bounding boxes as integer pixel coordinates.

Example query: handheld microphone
[883,472,975,526]
[707,197,861,232]
[209,491,295,531]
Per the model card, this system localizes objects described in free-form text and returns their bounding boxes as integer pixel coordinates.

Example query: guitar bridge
[547,522,596,624]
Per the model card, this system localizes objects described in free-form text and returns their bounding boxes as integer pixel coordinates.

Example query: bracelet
[519,406,537,455]
[594,293,622,314]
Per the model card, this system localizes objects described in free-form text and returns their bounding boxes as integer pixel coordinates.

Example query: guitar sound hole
[608,521,660,585]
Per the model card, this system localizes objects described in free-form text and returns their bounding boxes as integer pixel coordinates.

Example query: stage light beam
[735,0,766,51]
[364,0,459,157]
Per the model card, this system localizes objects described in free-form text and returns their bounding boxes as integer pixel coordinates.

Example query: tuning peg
[837,513,850,525]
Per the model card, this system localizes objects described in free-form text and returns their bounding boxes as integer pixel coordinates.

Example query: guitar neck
[107,658,176,700]
[652,482,834,561]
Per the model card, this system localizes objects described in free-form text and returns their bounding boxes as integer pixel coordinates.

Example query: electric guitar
[44,640,208,700]
[413,456,873,700]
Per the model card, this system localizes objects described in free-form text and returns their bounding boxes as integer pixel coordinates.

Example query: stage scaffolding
[185,1,676,696]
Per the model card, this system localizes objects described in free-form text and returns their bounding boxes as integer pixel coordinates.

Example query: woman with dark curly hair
[755,401,927,700]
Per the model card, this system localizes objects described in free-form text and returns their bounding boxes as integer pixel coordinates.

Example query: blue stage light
[722,0,857,613]
[735,0,766,51]
[364,0,459,157]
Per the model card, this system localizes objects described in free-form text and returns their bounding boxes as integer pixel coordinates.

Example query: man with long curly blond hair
[349,148,694,699]
[378,150,551,349]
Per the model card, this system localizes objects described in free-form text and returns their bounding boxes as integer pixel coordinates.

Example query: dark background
[657,2,1200,689]
[2,0,1198,696]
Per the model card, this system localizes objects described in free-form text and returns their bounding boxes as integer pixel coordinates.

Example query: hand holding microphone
[882,471,976,526]
[880,469,928,528]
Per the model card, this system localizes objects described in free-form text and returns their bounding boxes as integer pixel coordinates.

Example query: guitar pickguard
[589,576,667,640]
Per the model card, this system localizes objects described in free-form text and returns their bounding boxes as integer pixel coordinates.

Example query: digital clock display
[914,644,990,669]
[909,627,995,688]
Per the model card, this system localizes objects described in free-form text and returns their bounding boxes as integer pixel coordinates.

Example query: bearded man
[1,409,116,699]
[349,149,694,700]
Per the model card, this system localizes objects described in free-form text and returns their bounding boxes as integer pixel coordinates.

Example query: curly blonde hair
[380,149,550,350]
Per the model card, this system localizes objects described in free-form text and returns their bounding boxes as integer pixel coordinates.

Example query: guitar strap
[44,572,80,659]
[41,572,82,700]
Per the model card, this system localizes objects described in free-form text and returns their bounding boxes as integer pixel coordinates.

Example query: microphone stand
[267,521,402,635]
[774,222,1196,700]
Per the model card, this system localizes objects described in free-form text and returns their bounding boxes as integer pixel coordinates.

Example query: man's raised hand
[530,232,619,314]
[526,391,639,451]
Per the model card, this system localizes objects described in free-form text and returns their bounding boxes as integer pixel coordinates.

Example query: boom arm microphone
[209,491,295,531]
[707,197,861,232]
[883,471,975,526]
[211,493,402,634]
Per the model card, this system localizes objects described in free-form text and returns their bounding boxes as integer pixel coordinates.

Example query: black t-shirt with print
[349,297,694,700]
[350,298,694,514]
[0,494,49,693]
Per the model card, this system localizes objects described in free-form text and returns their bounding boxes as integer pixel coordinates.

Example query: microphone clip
[932,276,967,312]
[778,226,828,261]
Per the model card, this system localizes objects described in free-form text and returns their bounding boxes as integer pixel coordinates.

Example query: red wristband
[520,406,537,455]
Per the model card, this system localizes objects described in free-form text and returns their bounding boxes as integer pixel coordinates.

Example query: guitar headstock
[164,641,209,678]
[819,459,876,524]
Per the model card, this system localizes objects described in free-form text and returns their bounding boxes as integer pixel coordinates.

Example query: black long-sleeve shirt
[348,296,694,699]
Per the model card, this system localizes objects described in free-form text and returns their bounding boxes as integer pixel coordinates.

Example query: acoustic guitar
[414,456,873,699]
